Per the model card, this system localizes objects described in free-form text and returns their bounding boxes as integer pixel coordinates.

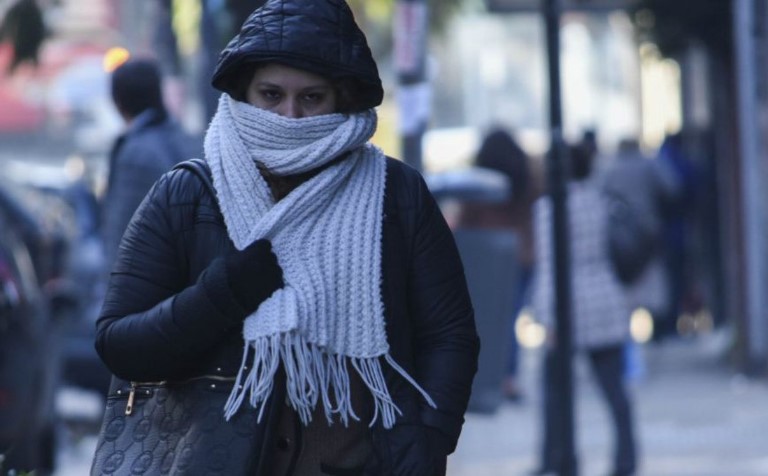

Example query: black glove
[364,424,450,476]
[223,239,283,315]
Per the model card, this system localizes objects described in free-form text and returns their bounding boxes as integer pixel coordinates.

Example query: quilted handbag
[91,159,277,475]
[90,376,264,475]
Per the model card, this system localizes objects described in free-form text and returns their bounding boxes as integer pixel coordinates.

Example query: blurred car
[0,182,59,474]
[1,160,110,398]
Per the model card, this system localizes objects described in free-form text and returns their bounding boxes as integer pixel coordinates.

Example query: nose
[278,99,302,119]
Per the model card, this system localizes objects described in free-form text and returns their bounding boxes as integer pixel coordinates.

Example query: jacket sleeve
[95,171,248,382]
[407,171,480,451]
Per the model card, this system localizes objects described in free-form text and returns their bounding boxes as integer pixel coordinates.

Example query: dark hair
[475,128,530,200]
[230,62,366,114]
[111,58,166,119]
[569,143,594,180]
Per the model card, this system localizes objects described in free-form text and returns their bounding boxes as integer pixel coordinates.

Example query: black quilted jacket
[95,157,479,472]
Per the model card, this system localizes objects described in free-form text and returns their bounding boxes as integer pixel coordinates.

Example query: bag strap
[173,158,215,197]
[103,161,218,405]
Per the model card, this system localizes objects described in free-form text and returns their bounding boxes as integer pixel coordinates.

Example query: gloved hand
[223,239,283,315]
[364,424,450,476]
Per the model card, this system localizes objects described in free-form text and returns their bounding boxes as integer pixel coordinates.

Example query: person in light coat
[531,141,637,476]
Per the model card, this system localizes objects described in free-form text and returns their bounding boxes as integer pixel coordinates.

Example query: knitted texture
[204,94,435,428]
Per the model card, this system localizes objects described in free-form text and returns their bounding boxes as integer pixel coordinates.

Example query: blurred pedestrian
[93,1,479,475]
[101,57,200,272]
[0,0,46,74]
[457,127,540,402]
[603,137,679,383]
[655,133,700,340]
[604,138,681,341]
[531,140,637,476]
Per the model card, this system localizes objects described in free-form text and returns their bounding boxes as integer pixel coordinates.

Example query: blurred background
[0,0,767,475]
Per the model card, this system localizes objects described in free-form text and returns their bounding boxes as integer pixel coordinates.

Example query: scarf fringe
[223,332,437,428]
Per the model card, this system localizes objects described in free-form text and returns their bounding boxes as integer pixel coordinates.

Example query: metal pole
[199,0,222,123]
[543,0,577,474]
[394,0,429,171]
[733,0,768,373]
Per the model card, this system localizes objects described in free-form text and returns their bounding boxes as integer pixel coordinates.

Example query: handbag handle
[173,158,215,197]
[102,158,219,416]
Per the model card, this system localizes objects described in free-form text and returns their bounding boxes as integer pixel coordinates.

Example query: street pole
[733,0,768,373]
[394,0,430,171]
[199,0,223,123]
[543,0,577,474]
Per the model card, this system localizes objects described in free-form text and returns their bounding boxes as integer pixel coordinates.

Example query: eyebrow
[253,81,332,91]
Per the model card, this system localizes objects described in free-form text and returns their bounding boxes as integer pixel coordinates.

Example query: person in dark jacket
[102,57,199,271]
[94,1,479,475]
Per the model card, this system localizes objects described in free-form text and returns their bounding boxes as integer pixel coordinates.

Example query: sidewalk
[446,329,768,476]
[54,329,768,475]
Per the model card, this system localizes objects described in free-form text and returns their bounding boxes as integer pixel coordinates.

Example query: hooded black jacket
[95,157,478,473]
[95,0,477,473]
[212,0,384,110]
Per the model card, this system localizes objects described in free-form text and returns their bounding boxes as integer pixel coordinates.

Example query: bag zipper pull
[125,382,136,416]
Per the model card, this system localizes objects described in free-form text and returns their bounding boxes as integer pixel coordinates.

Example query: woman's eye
[302,93,325,103]
[260,89,281,101]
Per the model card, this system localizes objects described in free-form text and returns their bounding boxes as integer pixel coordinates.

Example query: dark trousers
[539,345,637,475]
[655,243,686,340]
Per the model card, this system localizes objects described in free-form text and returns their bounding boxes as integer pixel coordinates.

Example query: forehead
[250,63,332,88]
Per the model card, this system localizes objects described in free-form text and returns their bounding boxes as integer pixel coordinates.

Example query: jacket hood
[211,0,384,111]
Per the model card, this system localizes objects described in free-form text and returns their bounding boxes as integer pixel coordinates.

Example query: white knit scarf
[203,94,435,428]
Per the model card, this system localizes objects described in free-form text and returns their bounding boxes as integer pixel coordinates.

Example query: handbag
[605,191,659,284]
[91,159,269,475]
[90,377,263,475]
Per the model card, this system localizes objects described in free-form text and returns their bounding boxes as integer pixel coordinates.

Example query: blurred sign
[486,0,639,11]
[394,1,428,80]
[397,82,431,135]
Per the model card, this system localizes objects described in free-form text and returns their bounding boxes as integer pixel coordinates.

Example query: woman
[94,0,479,475]
[531,142,637,476]
[456,127,539,402]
